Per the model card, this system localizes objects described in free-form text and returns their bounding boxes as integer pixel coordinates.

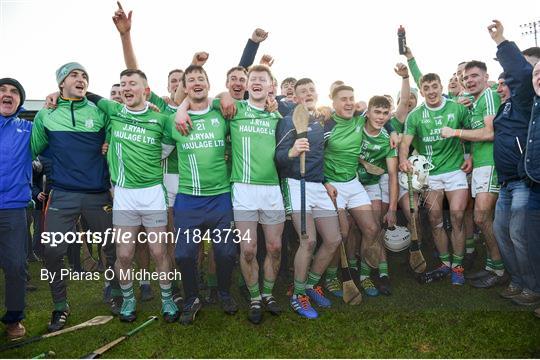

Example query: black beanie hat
[0,78,26,112]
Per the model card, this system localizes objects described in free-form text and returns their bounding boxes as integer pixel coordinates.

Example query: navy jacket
[275,95,296,117]
[31,97,111,193]
[493,40,534,183]
[275,115,326,183]
[239,39,259,69]
[0,108,32,209]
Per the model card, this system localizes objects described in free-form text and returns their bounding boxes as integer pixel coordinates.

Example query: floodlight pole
[520,21,539,47]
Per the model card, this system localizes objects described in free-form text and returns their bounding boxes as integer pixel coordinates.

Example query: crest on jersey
[447,114,455,123]
[355,125,361,133]
[85,119,94,128]
[211,118,220,127]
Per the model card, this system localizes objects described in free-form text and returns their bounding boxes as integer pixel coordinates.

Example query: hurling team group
[1,2,540,340]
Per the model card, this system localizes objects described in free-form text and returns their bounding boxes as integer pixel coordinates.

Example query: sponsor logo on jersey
[148,119,158,124]
[85,119,94,128]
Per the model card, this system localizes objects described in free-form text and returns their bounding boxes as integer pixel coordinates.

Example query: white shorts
[163,173,179,207]
[428,170,469,192]
[331,178,371,210]
[379,174,408,203]
[112,184,168,227]
[471,166,500,198]
[364,183,383,202]
[232,183,285,225]
[282,178,336,219]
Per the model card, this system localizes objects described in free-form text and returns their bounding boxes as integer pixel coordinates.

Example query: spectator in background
[524,44,540,317]
[0,77,31,340]
[485,21,537,303]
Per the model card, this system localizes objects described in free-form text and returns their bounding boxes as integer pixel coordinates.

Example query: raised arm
[112,1,138,69]
[238,28,268,68]
[394,63,411,123]
[489,19,535,111]
[403,45,422,88]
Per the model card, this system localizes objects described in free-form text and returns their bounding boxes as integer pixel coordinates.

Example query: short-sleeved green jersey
[97,99,174,188]
[404,98,469,175]
[229,100,281,185]
[163,107,230,196]
[323,114,366,182]
[358,128,397,185]
[390,116,404,134]
[468,87,500,168]
[149,92,179,175]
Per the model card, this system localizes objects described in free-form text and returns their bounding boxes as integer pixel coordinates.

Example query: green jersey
[229,100,281,185]
[358,128,397,185]
[149,92,179,175]
[323,114,366,182]
[163,107,230,196]
[97,99,174,188]
[404,98,469,175]
[468,87,500,168]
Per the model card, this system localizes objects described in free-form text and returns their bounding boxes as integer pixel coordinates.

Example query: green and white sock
[492,259,505,276]
[160,283,173,304]
[452,254,464,268]
[465,237,475,254]
[293,279,306,295]
[485,257,494,272]
[360,261,370,281]
[306,271,322,289]
[439,253,451,267]
[262,279,275,298]
[326,266,338,282]
[120,282,135,301]
[379,261,389,278]
[247,283,261,301]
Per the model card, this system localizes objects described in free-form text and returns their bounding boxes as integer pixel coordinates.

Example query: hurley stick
[0,316,113,352]
[292,105,310,242]
[80,316,158,359]
[407,173,426,273]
